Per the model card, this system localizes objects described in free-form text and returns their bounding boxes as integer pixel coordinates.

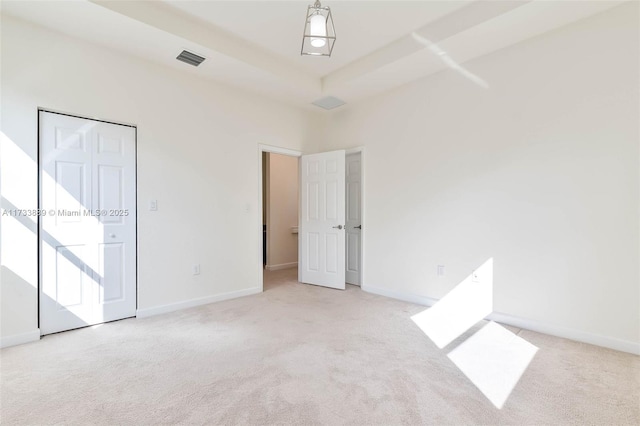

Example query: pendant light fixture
[301,0,336,56]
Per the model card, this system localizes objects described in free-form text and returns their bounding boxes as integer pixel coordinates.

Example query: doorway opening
[258,145,302,291]
[262,151,300,273]
[257,145,364,293]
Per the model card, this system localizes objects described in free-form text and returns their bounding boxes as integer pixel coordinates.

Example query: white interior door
[40,111,137,335]
[345,152,362,285]
[299,150,346,289]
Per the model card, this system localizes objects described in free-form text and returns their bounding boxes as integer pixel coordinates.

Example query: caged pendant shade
[301,0,336,56]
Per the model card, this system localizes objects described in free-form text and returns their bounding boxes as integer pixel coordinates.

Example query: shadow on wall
[2,196,104,283]
[1,264,88,338]
[1,130,108,339]
[1,130,39,339]
[1,194,101,338]
[411,258,538,409]
[0,266,38,337]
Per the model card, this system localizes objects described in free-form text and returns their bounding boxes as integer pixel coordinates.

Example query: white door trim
[257,144,302,292]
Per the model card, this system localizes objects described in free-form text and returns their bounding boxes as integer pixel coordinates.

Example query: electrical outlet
[149,200,158,211]
[437,265,445,276]
[192,264,200,275]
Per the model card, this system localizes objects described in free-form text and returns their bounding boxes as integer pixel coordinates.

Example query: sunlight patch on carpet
[447,321,538,409]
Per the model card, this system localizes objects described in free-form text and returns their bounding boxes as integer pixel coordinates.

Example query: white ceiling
[1,0,626,109]
[164,0,472,77]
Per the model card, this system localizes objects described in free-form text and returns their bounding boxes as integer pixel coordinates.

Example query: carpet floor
[1,268,638,425]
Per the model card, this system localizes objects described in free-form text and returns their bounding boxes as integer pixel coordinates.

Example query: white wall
[323,4,639,349]
[2,4,638,353]
[266,153,299,269]
[0,16,316,342]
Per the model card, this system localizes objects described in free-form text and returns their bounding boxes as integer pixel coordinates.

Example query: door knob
[355,225,362,230]
[332,225,343,230]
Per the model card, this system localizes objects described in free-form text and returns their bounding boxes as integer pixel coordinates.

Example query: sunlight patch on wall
[1,130,107,325]
[0,132,38,287]
[411,32,489,89]
[1,215,38,286]
[0,132,37,217]
[411,258,493,348]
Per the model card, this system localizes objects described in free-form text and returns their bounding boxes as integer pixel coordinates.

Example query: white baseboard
[487,312,640,355]
[362,284,640,355]
[136,287,262,319]
[266,262,298,271]
[0,329,40,349]
[362,284,439,307]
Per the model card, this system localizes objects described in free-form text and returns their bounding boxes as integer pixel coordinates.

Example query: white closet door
[40,111,136,335]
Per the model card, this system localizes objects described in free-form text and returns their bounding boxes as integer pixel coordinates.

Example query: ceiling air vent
[176,50,206,67]
[312,96,346,110]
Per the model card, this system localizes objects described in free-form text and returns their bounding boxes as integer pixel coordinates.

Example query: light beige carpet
[1,268,638,425]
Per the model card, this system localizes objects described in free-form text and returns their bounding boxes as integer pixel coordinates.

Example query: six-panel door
[39,112,136,335]
[299,150,346,289]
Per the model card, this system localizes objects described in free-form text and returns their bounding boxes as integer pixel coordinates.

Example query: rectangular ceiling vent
[176,50,206,67]
[312,96,346,110]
